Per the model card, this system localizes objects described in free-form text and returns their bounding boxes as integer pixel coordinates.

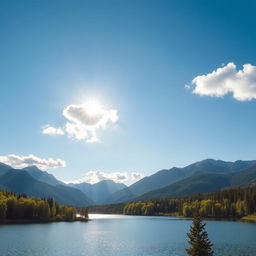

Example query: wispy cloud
[191,62,256,101]
[0,154,66,170]
[42,100,118,143]
[68,170,144,184]
[42,125,64,135]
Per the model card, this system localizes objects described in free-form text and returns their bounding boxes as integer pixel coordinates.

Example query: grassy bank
[241,215,256,221]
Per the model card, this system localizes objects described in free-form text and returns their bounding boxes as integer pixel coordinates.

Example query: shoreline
[2,214,255,224]
[89,212,256,222]
[0,217,90,225]
[241,215,256,222]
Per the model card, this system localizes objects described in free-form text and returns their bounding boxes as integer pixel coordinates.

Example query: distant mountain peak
[70,179,127,205]
[0,162,13,176]
[22,165,63,186]
[96,179,127,185]
[0,162,12,168]
[22,165,42,172]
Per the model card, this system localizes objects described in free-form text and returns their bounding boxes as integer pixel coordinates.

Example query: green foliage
[123,186,256,218]
[123,201,155,215]
[186,214,214,256]
[63,206,76,221]
[0,191,78,222]
[36,200,50,219]
[78,207,89,218]
[6,196,17,218]
[0,200,7,219]
[88,203,125,214]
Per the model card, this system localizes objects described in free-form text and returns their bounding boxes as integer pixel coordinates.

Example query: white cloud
[0,154,66,170]
[43,100,118,143]
[68,170,144,184]
[69,170,129,184]
[192,62,256,101]
[42,125,64,135]
[131,172,144,180]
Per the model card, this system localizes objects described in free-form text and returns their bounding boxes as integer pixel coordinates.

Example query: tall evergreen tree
[186,214,214,256]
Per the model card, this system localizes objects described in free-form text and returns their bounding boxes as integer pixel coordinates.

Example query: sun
[85,99,103,114]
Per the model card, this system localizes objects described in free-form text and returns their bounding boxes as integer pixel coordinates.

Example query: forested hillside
[0,190,88,222]
[123,186,256,218]
[88,186,256,219]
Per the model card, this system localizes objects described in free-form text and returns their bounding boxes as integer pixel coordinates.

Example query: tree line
[88,203,125,214]
[0,190,88,222]
[123,186,256,218]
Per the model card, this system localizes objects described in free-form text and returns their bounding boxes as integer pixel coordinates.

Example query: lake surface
[0,214,256,256]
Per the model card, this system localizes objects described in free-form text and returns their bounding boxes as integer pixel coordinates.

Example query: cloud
[0,154,66,170]
[43,100,118,143]
[68,170,144,184]
[69,170,129,184]
[131,172,144,180]
[191,62,256,101]
[42,125,64,135]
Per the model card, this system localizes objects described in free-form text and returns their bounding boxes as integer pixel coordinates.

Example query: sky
[1,0,256,185]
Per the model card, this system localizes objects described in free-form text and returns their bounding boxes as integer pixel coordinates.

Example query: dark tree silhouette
[186,214,214,256]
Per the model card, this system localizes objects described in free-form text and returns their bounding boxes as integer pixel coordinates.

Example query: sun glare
[85,99,102,114]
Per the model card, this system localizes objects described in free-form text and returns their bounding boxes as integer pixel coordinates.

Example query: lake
[0,214,256,256]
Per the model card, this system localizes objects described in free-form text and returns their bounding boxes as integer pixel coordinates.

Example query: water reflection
[0,214,255,256]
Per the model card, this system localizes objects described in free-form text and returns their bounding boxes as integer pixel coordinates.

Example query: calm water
[0,214,256,256]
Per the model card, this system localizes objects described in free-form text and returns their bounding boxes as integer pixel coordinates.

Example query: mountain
[22,166,64,186]
[70,180,126,205]
[0,169,93,206]
[230,164,256,186]
[0,163,12,176]
[107,168,185,203]
[107,159,256,203]
[1,159,255,206]
[136,164,256,201]
[137,172,231,200]
[182,159,256,175]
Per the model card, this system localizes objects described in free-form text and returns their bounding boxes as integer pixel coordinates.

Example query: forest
[87,186,256,218]
[123,186,256,217]
[88,203,125,214]
[0,190,88,222]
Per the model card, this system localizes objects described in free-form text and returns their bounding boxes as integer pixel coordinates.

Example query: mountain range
[106,159,256,203]
[0,163,126,206]
[136,164,256,201]
[69,180,127,204]
[0,168,93,206]
[0,159,256,207]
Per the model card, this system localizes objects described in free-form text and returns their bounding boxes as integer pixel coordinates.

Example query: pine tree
[186,214,214,256]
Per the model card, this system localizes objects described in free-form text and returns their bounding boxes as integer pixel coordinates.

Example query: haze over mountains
[0,159,256,207]
[69,180,127,205]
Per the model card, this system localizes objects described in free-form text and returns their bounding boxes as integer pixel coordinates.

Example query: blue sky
[1,0,256,184]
